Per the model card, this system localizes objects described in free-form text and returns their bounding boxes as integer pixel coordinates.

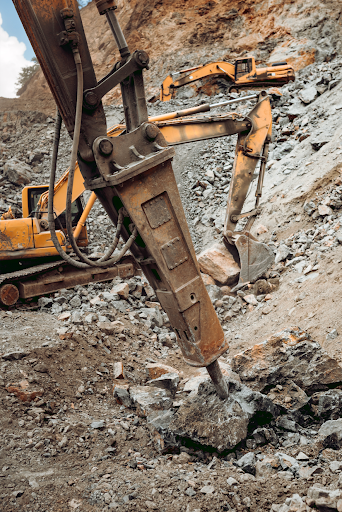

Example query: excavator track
[0,256,137,306]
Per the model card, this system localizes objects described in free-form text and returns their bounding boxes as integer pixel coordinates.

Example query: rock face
[197,243,240,285]
[231,328,342,394]
[150,379,280,452]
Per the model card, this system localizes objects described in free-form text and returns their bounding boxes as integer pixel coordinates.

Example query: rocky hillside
[1,0,342,113]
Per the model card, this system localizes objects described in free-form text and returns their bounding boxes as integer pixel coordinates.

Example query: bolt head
[99,139,113,156]
[84,91,98,107]
[144,123,159,141]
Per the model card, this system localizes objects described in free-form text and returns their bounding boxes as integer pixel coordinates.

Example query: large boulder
[318,419,342,449]
[197,243,240,285]
[148,379,281,452]
[4,158,31,185]
[231,328,342,394]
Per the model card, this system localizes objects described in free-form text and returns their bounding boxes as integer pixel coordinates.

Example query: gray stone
[140,308,164,328]
[205,284,223,303]
[298,85,317,104]
[311,389,342,420]
[129,386,172,417]
[185,487,197,497]
[275,245,291,264]
[113,385,132,408]
[318,419,342,449]
[231,328,342,394]
[237,452,256,475]
[70,311,82,324]
[4,158,31,185]
[200,485,215,494]
[276,416,298,432]
[227,477,238,486]
[90,420,105,429]
[275,453,299,475]
[69,295,82,308]
[326,329,339,340]
[147,372,179,397]
[304,201,316,215]
[38,297,53,309]
[329,461,342,473]
[160,380,281,452]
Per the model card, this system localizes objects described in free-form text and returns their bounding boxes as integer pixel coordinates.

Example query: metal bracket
[83,50,149,110]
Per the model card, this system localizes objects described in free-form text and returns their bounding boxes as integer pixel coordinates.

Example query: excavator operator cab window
[235,58,253,80]
[27,186,49,216]
[26,187,83,228]
[55,198,84,229]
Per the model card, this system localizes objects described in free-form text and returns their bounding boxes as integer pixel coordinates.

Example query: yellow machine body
[159,57,295,101]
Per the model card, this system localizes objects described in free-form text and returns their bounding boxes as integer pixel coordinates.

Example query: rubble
[231,328,342,394]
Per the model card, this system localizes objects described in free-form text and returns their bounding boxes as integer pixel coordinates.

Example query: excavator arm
[10,1,273,398]
[12,0,231,398]
[160,61,235,101]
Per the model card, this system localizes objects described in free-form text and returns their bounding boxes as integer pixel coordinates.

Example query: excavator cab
[235,58,255,80]
[22,185,84,230]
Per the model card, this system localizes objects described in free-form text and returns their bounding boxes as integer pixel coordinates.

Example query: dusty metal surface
[18,258,136,299]
[223,93,275,282]
[0,284,20,306]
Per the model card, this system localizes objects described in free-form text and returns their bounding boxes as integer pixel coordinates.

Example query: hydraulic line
[64,47,137,268]
[48,51,136,269]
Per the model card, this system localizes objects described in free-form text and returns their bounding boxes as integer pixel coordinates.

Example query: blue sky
[0,1,35,60]
[0,1,91,98]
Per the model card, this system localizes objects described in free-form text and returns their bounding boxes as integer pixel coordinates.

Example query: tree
[15,57,40,96]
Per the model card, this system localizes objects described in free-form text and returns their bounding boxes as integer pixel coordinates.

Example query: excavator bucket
[234,233,275,284]
[224,92,274,284]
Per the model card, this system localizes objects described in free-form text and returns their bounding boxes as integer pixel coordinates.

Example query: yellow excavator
[156,57,295,102]
[1,92,272,308]
[4,0,274,399]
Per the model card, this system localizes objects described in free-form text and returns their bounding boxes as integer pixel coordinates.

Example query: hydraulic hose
[48,109,89,269]
[64,47,138,268]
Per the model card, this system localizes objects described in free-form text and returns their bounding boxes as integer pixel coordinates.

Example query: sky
[0,1,91,98]
[0,2,35,97]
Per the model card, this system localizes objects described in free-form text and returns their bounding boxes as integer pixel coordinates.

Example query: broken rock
[310,389,342,420]
[155,379,280,452]
[129,386,173,417]
[298,85,317,104]
[197,243,240,285]
[318,419,342,449]
[4,158,31,185]
[147,372,179,396]
[146,363,179,380]
[231,328,342,394]
[110,282,129,299]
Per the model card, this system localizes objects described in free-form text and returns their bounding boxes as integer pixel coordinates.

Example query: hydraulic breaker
[13,0,229,398]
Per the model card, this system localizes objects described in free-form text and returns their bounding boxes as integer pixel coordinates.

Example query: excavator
[4,0,274,399]
[156,57,295,102]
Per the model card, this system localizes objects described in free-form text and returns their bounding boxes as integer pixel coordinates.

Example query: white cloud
[0,12,34,98]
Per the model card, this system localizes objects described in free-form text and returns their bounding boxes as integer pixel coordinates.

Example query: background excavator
[5,0,273,399]
[155,57,295,102]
